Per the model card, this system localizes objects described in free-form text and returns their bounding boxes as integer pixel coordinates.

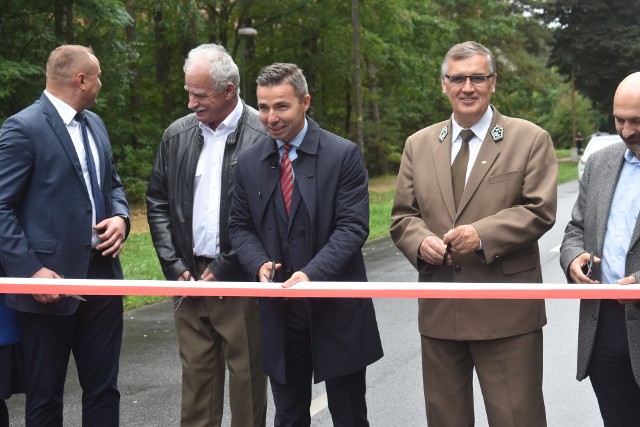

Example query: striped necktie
[280,143,293,215]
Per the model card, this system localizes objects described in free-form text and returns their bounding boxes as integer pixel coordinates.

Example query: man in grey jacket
[560,72,640,427]
[146,44,267,427]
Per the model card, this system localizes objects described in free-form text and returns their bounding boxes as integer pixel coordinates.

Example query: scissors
[584,252,594,279]
[174,272,193,312]
[442,243,452,266]
[262,260,276,282]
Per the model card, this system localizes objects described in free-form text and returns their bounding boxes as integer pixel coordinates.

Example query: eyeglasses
[445,74,494,86]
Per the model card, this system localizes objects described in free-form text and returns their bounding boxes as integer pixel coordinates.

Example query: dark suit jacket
[229,117,383,384]
[0,93,129,315]
[560,142,640,386]
[391,107,557,340]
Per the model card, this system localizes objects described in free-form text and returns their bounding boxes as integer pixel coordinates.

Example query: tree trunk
[153,7,171,116]
[125,0,141,147]
[351,0,364,153]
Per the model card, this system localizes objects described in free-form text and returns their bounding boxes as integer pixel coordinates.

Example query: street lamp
[238,27,258,101]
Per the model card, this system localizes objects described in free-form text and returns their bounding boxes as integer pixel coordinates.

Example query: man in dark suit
[0,45,129,426]
[229,63,383,427]
[560,71,640,427]
[390,41,556,426]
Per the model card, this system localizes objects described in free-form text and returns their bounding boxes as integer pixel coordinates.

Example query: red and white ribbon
[1,278,639,299]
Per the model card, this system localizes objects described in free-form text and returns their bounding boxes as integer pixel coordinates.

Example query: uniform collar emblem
[491,125,504,142]
[438,125,448,142]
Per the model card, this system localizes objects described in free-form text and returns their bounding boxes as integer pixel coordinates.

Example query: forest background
[4,0,639,307]
[2,0,639,205]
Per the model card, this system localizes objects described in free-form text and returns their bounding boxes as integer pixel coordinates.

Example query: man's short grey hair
[184,43,240,95]
[440,41,496,78]
[256,63,308,99]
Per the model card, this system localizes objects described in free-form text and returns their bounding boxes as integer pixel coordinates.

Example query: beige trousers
[174,295,267,427]
[421,329,546,427]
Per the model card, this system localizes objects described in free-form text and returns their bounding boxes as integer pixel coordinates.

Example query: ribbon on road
[1,278,640,299]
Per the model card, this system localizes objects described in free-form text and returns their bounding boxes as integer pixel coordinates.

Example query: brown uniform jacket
[390,107,557,340]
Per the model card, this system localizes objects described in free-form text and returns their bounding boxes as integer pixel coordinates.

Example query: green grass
[122,150,576,310]
[120,233,168,310]
[558,160,578,184]
[369,189,395,239]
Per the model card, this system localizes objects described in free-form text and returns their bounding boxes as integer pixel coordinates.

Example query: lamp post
[238,27,258,101]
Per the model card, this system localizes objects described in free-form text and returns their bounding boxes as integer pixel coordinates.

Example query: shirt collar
[44,90,80,126]
[451,107,493,142]
[624,149,640,165]
[277,118,308,150]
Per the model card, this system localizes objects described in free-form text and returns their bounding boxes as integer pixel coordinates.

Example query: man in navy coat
[229,63,383,427]
[0,45,129,426]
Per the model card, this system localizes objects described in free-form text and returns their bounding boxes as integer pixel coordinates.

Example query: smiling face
[184,64,235,129]
[257,83,310,142]
[441,53,496,128]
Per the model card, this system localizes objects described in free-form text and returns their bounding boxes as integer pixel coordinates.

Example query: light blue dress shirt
[601,150,640,284]
[277,119,308,178]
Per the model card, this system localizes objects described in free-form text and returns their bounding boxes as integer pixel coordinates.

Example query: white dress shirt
[192,100,243,258]
[450,107,494,184]
[44,90,102,247]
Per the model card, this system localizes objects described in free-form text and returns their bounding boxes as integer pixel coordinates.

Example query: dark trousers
[270,299,369,427]
[0,400,7,427]
[18,256,123,427]
[589,300,640,427]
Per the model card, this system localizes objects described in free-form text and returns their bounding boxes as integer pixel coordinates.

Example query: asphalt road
[7,181,603,426]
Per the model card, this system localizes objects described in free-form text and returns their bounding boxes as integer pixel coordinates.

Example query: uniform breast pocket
[488,170,523,184]
[486,170,524,207]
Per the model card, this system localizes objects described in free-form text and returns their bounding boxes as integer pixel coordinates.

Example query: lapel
[630,212,640,254]
[433,119,456,221]
[38,94,86,189]
[456,108,502,217]
[290,117,319,230]
[595,146,625,253]
[258,137,281,222]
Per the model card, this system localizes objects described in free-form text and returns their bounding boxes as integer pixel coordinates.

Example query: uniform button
[288,239,294,244]
[454,264,462,272]
[268,225,272,230]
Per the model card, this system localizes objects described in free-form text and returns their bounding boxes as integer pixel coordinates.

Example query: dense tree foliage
[545,0,640,131]
[0,0,624,204]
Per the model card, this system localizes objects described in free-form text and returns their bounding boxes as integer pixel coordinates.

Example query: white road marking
[310,392,328,416]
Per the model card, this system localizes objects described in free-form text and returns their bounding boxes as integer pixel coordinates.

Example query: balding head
[613,72,640,159]
[45,45,102,112]
[46,45,96,83]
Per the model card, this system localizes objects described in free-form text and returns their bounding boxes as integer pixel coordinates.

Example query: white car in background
[578,133,623,180]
